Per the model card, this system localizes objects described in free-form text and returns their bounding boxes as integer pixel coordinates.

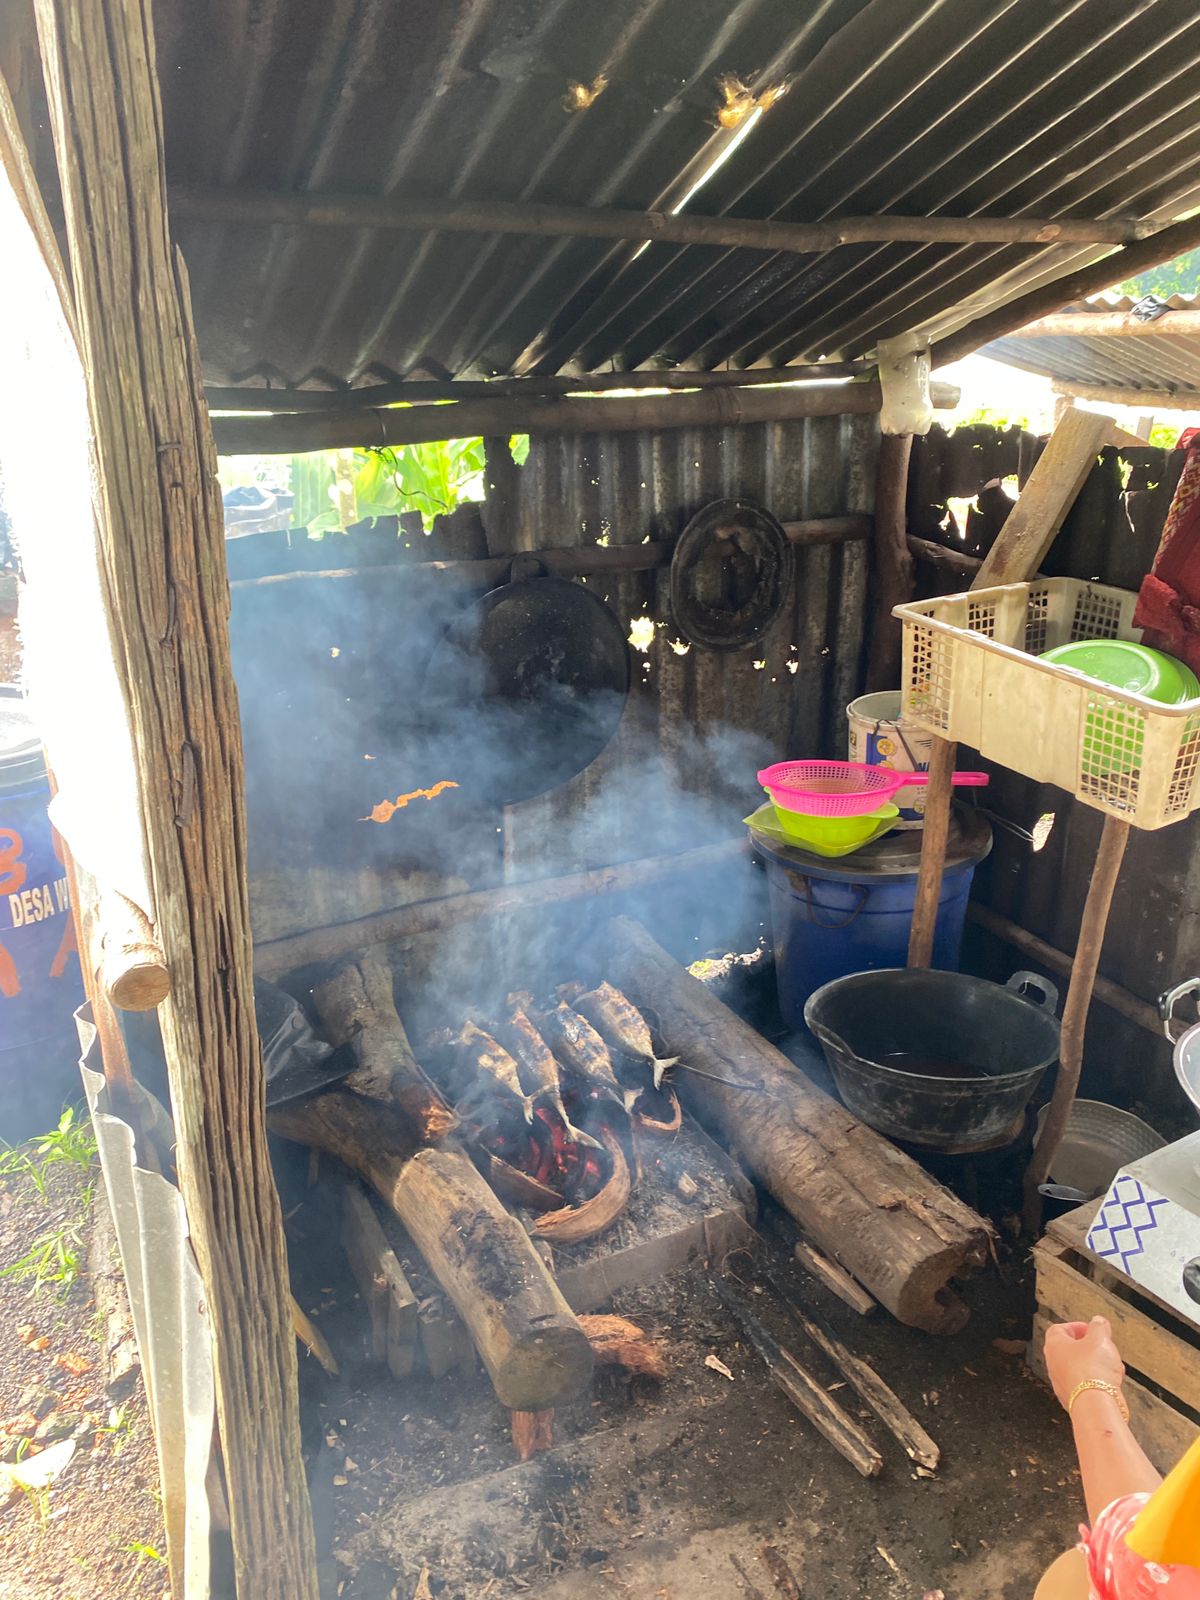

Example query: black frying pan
[421,567,631,807]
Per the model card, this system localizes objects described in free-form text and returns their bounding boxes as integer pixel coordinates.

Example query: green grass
[0,1216,87,1298]
[0,1106,97,1198]
[123,1540,167,1567]
[0,1107,98,1299]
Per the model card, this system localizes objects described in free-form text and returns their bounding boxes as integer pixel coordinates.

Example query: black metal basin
[805,968,1060,1152]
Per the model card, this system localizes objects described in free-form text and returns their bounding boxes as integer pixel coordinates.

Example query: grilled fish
[569,981,677,1091]
[505,993,602,1150]
[442,1020,537,1123]
[534,1000,639,1113]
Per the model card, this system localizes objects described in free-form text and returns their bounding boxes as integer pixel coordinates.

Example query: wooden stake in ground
[867,433,916,692]
[906,737,958,969]
[30,0,317,1592]
[1023,816,1131,1232]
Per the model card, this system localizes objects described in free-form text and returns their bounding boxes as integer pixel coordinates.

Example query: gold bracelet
[1067,1379,1129,1422]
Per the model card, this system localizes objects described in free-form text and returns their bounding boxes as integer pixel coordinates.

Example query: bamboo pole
[170,186,1143,253]
[210,380,959,456]
[1022,817,1132,1232]
[31,0,317,1593]
[203,364,867,411]
[931,213,1200,370]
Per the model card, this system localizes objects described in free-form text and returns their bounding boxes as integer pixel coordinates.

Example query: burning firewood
[579,1314,666,1379]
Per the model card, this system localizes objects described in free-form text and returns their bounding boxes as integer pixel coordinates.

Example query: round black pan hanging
[421,563,631,808]
[669,498,793,651]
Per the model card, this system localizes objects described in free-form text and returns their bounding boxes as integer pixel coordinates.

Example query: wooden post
[905,736,958,969]
[866,433,915,691]
[31,0,317,1593]
[973,409,1112,588]
[1023,817,1131,1232]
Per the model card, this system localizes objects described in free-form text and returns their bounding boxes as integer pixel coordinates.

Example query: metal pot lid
[421,574,630,808]
[670,499,793,651]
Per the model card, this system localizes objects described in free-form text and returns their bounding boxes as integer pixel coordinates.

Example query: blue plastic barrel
[752,809,992,1032]
[0,688,85,1128]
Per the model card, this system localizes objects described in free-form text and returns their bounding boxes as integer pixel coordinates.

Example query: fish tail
[651,1055,678,1092]
[521,1094,538,1124]
[566,1118,604,1152]
[622,1087,642,1115]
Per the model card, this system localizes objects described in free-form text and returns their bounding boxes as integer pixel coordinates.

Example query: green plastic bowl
[745,800,900,858]
[1041,641,1200,703]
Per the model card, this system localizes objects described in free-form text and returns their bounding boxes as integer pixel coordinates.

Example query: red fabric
[1134,438,1200,676]
[1080,1494,1200,1597]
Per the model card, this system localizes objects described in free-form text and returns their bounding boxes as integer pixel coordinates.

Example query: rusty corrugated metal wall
[492,413,876,876]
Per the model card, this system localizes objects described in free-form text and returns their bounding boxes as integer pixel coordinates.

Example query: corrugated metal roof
[984,295,1200,400]
[151,0,1200,389]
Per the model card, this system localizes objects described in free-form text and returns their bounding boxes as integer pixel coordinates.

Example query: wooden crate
[1029,1202,1200,1474]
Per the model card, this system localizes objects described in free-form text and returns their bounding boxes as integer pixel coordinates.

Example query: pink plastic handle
[904,771,990,789]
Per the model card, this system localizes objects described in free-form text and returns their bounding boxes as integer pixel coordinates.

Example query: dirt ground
[282,1155,1080,1600]
[0,1150,166,1600]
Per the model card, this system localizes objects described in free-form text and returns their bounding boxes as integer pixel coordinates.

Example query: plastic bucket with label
[847,690,934,826]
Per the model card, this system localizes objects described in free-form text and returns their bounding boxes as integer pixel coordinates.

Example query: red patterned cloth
[1079,1494,1200,1597]
[1134,436,1200,674]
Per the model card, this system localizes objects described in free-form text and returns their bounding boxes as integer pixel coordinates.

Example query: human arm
[1043,1315,1161,1523]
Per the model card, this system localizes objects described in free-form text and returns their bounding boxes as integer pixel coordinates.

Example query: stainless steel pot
[1160,979,1200,1116]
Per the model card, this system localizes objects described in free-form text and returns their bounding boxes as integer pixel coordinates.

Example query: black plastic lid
[749,804,992,880]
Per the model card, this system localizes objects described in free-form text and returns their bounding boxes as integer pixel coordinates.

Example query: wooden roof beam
[169,185,1147,254]
[1011,309,1200,339]
[1051,379,1200,410]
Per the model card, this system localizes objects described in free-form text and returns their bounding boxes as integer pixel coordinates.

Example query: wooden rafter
[170,185,1146,252]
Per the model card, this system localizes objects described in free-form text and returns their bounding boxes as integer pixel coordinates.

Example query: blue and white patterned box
[1086,1133,1200,1327]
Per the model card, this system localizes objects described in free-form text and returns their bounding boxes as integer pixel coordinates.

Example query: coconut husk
[580,1313,666,1379]
[533,1126,630,1244]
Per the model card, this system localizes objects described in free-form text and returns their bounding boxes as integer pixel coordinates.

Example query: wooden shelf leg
[1022,815,1131,1233]
[907,736,958,968]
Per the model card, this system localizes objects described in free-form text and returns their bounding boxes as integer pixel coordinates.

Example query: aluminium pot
[1160,978,1200,1117]
[805,967,1060,1151]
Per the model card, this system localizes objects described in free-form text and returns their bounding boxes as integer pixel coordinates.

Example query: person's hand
[1043,1316,1125,1411]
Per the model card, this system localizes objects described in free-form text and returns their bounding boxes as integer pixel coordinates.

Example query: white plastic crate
[896,578,1200,830]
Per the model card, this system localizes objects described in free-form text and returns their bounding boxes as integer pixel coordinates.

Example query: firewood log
[311,951,454,1141]
[605,918,993,1334]
[269,1090,593,1409]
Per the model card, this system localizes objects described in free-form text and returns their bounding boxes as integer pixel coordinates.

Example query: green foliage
[1119,247,1200,301]
[950,404,1033,433]
[290,432,529,535]
[0,1107,97,1198]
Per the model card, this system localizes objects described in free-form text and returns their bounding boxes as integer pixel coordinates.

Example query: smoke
[229,551,775,1029]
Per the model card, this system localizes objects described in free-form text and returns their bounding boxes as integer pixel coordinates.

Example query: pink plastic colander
[758,760,989,818]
